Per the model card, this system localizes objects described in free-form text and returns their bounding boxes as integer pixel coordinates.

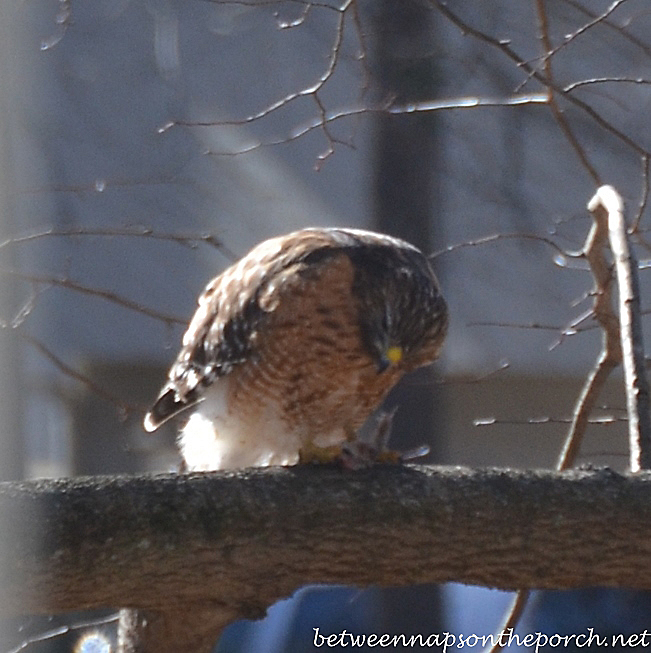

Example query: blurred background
[0,0,650,651]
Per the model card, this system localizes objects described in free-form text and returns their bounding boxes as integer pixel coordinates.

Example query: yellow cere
[386,345,404,365]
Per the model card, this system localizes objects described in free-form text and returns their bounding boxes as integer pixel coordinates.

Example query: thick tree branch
[2,465,651,624]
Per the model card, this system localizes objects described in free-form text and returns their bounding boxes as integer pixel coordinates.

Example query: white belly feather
[178,380,345,471]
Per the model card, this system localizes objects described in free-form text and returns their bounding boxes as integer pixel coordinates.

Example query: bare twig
[7,327,139,418]
[450,360,511,386]
[385,95,548,115]
[275,2,310,29]
[429,0,649,159]
[564,77,651,93]
[491,591,531,650]
[429,231,579,261]
[7,613,118,653]
[1,271,187,326]
[162,0,356,164]
[39,0,71,51]
[538,0,629,66]
[350,0,371,96]
[535,0,601,184]
[632,154,650,232]
[0,226,237,260]
[199,0,343,14]
[559,0,651,60]
[589,185,651,471]
[474,415,625,427]
[558,188,621,470]
[185,94,548,157]
[468,320,575,332]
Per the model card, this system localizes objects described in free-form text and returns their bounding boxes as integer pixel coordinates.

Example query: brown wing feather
[143,227,447,432]
[144,230,352,431]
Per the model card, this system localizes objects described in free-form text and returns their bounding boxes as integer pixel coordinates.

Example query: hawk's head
[326,229,448,374]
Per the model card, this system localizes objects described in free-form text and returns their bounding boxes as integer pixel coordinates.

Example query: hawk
[144,227,447,471]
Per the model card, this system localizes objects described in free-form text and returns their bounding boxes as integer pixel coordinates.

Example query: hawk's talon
[376,450,402,464]
[338,441,400,469]
[336,410,431,469]
[298,442,343,464]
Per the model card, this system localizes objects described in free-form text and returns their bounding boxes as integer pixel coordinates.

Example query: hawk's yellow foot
[298,442,344,465]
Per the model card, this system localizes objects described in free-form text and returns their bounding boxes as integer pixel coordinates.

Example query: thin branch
[180,93,549,157]
[491,592,531,650]
[2,271,187,326]
[0,226,237,260]
[385,94,549,114]
[429,231,580,262]
[199,0,344,12]
[450,360,511,385]
[557,188,622,470]
[468,320,573,332]
[311,0,351,165]
[162,0,355,161]
[560,352,622,469]
[589,185,651,471]
[429,0,648,159]
[514,1,633,93]
[548,308,600,351]
[535,0,601,184]
[474,415,625,427]
[39,0,71,51]
[632,154,650,232]
[0,288,141,416]
[469,309,606,343]
[564,77,651,93]
[275,2,311,29]
[350,0,371,96]
[540,0,629,65]
[7,614,119,653]
[559,0,651,60]
[9,285,46,329]
[19,175,181,196]
[8,328,140,418]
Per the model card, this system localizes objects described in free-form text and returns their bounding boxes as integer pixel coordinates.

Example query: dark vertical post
[371,0,444,461]
[370,0,445,639]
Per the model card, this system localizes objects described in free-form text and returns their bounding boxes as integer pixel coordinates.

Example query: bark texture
[1,464,650,622]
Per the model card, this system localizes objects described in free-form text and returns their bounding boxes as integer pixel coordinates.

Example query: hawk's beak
[376,345,403,373]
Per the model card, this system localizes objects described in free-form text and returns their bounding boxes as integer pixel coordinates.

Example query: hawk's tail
[143,385,198,432]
